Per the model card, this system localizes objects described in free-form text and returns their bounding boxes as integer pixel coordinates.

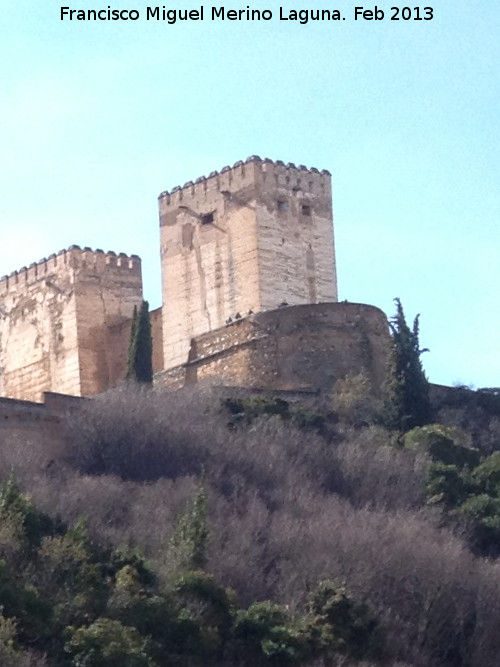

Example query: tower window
[301,204,312,216]
[277,200,289,212]
[201,212,215,225]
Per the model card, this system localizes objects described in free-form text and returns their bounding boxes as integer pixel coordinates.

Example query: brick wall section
[154,302,390,394]
[0,391,83,454]
[0,247,143,401]
[158,157,337,370]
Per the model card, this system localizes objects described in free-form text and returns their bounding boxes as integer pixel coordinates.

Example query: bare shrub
[207,416,329,508]
[127,476,199,556]
[28,471,137,542]
[264,494,500,667]
[333,426,427,510]
[331,374,382,425]
[0,430,64,487]
[476,415,500,455]
[7,386,500,666]
[27,468,200,558]
[66,385,227,481]
[207,491,276,604]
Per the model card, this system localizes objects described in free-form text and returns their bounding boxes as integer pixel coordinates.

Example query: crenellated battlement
[158,155,331,210]
[0,246,141,296]
[0,154,341,405]
[73,246,141,274]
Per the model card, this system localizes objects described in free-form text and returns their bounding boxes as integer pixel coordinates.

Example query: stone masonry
[0,247,142,402]
[155,302,390,394]
[158,157,337,369]
[0,156,392,407]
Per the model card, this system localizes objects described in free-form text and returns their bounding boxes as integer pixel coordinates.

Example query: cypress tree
[170,488,208,571]
[384,298,431,430]
[126,301,153,384]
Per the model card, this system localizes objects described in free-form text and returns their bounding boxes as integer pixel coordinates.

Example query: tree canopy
[384,297,431,430]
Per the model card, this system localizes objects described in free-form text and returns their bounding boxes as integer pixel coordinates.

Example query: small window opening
[301,204,312,216]
[277,200,289,212]
[201,212,215,225]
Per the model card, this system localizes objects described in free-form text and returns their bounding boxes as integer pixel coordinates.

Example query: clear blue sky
[1,1,498,387]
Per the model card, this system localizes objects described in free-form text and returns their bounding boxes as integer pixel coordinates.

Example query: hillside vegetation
[1,304,500,666]
[0,378,499,666]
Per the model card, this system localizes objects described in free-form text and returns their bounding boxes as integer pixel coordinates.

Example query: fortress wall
[0,392,82,457]
[72,248,143,395]
[158,157,337,371]
[0,250,81,401]
[155,303,390,393]
[154,364,186,390]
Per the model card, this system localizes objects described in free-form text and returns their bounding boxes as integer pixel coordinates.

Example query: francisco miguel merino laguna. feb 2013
[60,5,349,23]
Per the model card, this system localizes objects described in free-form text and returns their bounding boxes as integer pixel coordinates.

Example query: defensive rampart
[0,391,83,456]
[155,302,390,393]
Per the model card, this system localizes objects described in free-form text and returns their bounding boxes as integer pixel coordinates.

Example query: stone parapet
[155,302,390,394]
[158,155,331,210]
[0,246,140,297]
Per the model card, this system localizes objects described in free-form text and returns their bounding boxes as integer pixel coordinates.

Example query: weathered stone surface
[0,248,142,401]
[158,160,337,369]
[0,391,83,455]
[154,302,390,394]
[0,158,392,407]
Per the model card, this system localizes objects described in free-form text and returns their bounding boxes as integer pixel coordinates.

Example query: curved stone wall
[155,302,390,393]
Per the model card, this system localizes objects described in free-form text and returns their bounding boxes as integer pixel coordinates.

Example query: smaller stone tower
[0,246,142,402]
[158,156,337,370]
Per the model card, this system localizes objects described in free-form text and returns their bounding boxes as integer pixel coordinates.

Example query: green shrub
[224,395,325,432]
[65,618,154,667]
[169,489,208,571]
[37,520,109,628]
[457,494,500,556]
[107,565,198,665]
[0,474,57,553]
[173,571,234,659]
[382,298,431,430]
[426,463,472,508]
[471,452,500,496]
[404,425,480,469]
[0,615,35,667]
[306,580,385,662]
[126,301,153,384]
[233,601,308,666]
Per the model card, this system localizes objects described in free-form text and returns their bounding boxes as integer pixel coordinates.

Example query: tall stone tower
[158,156,337,370]
[0,246,142,402]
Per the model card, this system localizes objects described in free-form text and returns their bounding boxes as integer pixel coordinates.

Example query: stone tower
[158,156,337,370]
[0,246,142,402]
